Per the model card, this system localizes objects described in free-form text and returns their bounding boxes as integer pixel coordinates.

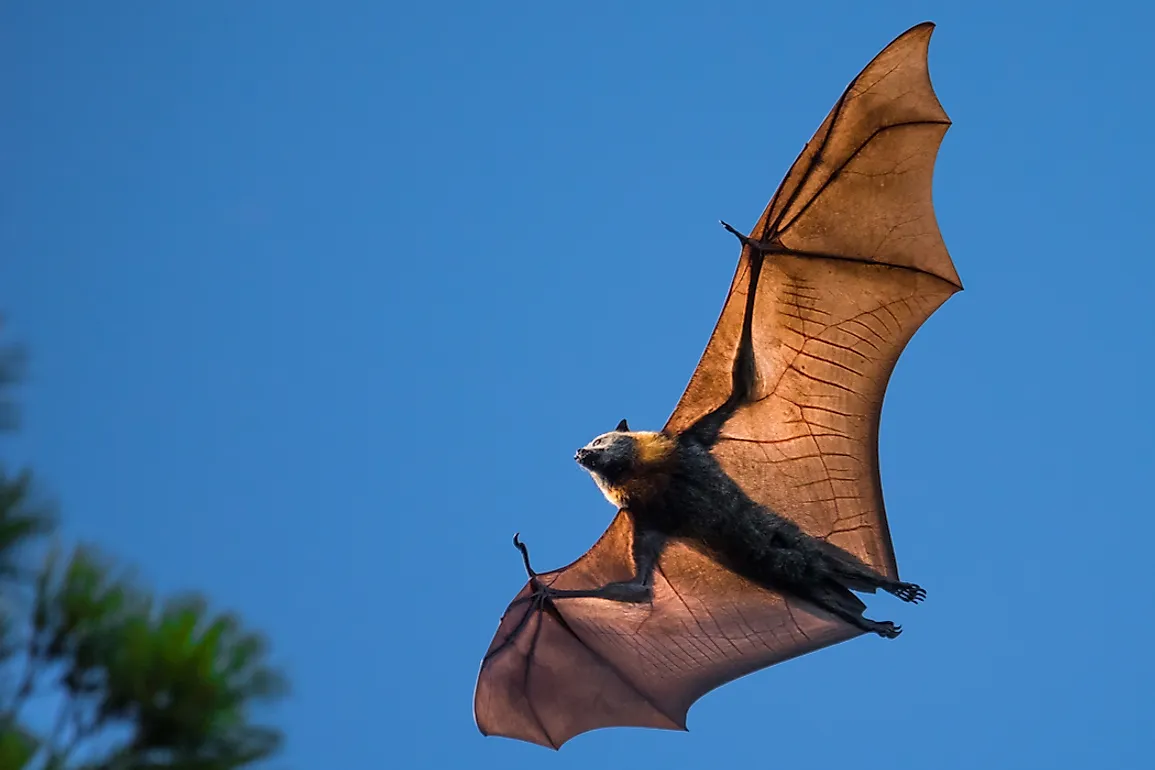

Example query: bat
[474,22,961,749]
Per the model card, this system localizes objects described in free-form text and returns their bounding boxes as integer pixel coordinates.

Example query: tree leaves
[0,329,288,768]
[0,330,25,432]
[0,468,54,584]
[0,722,38,770]
[5,525,289,769]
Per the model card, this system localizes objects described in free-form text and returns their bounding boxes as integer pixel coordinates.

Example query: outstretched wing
[474,512,854,749]
[666,21,960,576]
[475,22,959,749]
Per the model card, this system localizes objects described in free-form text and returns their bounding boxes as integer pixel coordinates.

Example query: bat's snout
[575,447,607,470]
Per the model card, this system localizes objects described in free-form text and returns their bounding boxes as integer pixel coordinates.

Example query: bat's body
[532,365,925,640]
[476,22,961,749]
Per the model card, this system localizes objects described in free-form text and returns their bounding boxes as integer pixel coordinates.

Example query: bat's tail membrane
[816,581,868,615]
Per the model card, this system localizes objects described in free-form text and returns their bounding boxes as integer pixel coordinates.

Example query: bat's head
[575,419,675,505]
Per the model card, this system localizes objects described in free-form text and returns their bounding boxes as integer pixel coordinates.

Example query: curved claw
[893,582,927,604]
[876,622,902,639]
[512,532,538,579]
[719,219,750,246]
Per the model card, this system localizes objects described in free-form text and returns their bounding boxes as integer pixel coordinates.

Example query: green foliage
[0,331,287,769]
[0,469,53,578]
[0,334,24,432]
[0,723,38,769]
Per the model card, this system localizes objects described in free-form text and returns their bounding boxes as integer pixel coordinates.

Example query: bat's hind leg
[821,551,927,604]
[806,583,903,639]
[858,618,902,639]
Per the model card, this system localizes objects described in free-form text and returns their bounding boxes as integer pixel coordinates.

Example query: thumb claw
[719,220,750,245]
[512,533,536,578]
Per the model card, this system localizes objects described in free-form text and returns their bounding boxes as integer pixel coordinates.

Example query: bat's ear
[615,418,630,432]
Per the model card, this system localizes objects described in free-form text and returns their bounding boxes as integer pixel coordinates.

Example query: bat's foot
[888,581,926,604]
[870,620,902,639]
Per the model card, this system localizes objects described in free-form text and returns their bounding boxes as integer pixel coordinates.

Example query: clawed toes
[878,622,902,639]
[894,583,926,604]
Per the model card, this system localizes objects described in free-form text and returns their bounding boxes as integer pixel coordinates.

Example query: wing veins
[787,362,860,395]
[658,562,746,658]
[775,118,951,237]
[523,610,556,748]
[763,92,851,238]
[798,346,867,377]
[481,600,537,666]
[552,603,683,729]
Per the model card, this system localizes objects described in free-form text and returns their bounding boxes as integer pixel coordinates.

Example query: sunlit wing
[665,22,960,576]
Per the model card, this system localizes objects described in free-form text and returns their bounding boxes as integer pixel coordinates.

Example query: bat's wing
[474,511,854,749]
[475,23,960,749]
[667,21,960,575]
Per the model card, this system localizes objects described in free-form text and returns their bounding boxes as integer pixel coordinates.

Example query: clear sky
[2,1,1152,768]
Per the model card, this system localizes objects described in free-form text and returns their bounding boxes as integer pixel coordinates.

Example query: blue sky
[2,1,1152,768]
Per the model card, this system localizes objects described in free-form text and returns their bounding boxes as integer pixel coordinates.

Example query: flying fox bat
[474,22,961,749]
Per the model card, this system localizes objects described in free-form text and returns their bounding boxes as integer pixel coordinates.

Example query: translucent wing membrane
[475,513,854,748]
[476,22,960,748]
[666,22,959,575]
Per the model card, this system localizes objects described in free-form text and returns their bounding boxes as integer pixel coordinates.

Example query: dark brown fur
[581,429,919,634]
